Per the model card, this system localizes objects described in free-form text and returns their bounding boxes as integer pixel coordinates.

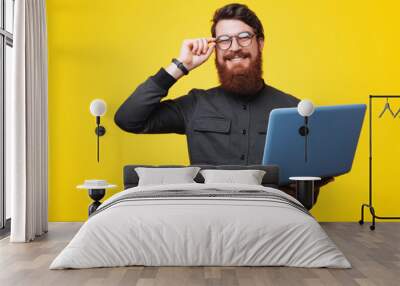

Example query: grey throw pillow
[135,167,201,186]
[200,169,266,185]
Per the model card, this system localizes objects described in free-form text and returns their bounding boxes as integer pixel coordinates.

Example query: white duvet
[50,183,351,269]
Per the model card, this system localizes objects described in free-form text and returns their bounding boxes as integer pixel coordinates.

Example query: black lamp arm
[298,116,309,162]
[94,116,106,162]
[305,116,308,162]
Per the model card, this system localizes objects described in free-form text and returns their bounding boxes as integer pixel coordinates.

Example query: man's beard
[215,49,264,96]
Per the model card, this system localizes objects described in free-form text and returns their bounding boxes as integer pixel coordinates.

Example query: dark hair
[211,3,264,39]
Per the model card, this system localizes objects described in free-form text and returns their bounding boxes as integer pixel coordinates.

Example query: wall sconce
[297,100,315,162]
[89,99,107,162]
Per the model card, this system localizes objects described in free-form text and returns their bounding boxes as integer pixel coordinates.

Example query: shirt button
[240,154,245,160]
[242,129,247,135]
[242,104,247,110]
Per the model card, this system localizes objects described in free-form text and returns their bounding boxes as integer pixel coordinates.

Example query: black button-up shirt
[115,68,300,165]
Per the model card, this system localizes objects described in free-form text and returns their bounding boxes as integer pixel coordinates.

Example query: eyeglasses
[215,31,255,50]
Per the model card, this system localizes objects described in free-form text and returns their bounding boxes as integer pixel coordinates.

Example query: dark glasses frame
[215,31,256,50]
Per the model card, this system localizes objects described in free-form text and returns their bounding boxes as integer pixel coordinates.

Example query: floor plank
[0,222,399,286]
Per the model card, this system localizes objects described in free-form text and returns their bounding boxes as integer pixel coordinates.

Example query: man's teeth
[229,56,246,62]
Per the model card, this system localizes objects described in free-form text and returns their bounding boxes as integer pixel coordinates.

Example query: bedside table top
[77,184,117,190]
[289,176,321,181]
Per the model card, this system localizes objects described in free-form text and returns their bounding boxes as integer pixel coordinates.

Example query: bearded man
[115,3,334,199]
[115,3,303,166]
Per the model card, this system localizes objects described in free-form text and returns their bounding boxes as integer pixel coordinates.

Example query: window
[0,0,14,234]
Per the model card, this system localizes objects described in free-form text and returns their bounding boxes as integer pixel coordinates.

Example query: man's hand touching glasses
[166,38,216,79]
[178,38,216,71]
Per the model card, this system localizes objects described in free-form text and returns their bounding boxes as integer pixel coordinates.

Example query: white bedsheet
[50,183,351,269]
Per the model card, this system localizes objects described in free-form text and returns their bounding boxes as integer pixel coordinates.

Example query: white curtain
[8,0,48,242]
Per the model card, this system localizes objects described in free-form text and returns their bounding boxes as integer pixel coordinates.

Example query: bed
[49,165,351,269]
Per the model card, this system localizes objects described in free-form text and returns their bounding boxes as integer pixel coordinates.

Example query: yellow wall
[47,0,400,222]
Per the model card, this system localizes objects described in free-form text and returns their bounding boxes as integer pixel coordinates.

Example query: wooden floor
[0,222,399,286]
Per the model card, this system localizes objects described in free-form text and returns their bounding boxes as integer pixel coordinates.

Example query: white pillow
[200,169,266,185]
[135,167,201,186]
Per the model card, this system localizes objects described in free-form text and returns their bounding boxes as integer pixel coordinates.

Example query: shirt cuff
[151,67,177,90]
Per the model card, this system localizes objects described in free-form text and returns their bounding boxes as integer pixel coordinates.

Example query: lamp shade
[90,99,107,116]
[297,100,315,117]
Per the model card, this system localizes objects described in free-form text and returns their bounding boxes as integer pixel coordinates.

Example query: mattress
[50,183,351,269]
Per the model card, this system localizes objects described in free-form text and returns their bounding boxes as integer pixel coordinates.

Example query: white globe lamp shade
[90,99,107,117]
[297,100,315,117]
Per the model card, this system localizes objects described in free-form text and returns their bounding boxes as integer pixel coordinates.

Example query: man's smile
[228,55,247,63]
[223,51,251,67]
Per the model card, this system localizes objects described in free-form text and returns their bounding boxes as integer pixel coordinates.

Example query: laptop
[262,104,366,185]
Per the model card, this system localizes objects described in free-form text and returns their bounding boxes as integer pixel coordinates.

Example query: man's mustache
[223,51,251,61]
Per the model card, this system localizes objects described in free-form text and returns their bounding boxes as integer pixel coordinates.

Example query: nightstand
[289,176,321,210]
[77,181,117,216]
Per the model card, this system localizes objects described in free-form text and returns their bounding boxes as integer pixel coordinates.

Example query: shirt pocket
[191,116,232,162]
[193,117,231,133]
